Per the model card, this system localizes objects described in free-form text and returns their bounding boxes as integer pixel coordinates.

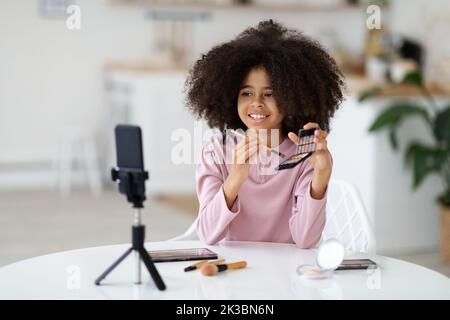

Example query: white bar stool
[55,127,103,197]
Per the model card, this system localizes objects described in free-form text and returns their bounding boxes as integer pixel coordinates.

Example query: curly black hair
[185,19,345,135]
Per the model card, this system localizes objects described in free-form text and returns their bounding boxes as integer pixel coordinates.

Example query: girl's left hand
[287,122,332,173]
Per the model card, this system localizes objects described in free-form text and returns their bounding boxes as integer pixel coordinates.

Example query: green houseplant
[359,71,450,261]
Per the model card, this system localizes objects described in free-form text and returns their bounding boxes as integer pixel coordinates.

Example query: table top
[1,241,449,299]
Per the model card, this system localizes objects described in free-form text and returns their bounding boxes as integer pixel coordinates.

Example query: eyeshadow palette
[275,128,317,171]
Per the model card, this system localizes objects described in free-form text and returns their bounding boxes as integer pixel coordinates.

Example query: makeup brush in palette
[229,129,285,158]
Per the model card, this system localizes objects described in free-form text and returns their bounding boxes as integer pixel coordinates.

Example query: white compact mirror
[296,239,345,280]
[316,238,345,270]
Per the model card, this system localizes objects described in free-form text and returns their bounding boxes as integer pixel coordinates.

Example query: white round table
[0,241,449,299]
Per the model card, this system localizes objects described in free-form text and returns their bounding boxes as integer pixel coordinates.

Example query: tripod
[94,168,166,290]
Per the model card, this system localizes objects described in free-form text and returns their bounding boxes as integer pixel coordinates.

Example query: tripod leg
[138,248,166,290]
[95,247,133,285]
[135,251,141,284]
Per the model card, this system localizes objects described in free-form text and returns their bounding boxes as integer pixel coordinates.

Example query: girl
[185,20,344,248]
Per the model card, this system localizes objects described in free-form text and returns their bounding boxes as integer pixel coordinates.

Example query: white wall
[193,8,366,59]
[0,0,152,164]
[389,0,450,42]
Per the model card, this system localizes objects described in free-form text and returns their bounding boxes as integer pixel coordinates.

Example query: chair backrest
[169,217,199,241]
[170,179,376,254]
[322,179,376,254]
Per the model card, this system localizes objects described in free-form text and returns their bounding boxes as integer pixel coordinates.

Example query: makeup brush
[184,259,225,272]
[229,130,285,158]
[201,260,247,276]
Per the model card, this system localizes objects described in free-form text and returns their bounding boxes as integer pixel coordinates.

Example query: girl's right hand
[229,131,259,186]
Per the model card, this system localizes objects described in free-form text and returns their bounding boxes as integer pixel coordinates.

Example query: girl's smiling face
[237,66,284,133]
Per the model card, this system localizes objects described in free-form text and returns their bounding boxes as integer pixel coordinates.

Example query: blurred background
[0,0,449,276]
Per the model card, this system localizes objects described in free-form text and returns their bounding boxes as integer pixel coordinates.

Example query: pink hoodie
[195,133,327,248]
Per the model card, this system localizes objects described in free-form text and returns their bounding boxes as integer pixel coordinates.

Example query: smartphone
[115,124,144,170]
[147,248,218,263]
[275,127,317,171]
[336,259,378,270]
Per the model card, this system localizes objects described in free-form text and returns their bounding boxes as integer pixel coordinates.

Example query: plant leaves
[404,142,448,189]
[402,71,423,87]
[405,142,420,166]
[369,103,430,132]
[413,151,429,188]
[433,105,450,142]
[438,191,450,207]
[358,86,383,103]
[389,126,399,150]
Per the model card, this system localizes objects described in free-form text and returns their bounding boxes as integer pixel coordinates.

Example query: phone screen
[336,259,377,270]
[115,125,144,170]
[148,248,218,263]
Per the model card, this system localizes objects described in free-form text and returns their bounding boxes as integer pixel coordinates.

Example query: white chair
[54,127,103,197]
[170,179,376,254]
[321,179,376,254]
[169,218,199,241]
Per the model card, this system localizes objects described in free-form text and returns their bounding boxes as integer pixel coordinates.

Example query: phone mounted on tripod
[95,125,166,290]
